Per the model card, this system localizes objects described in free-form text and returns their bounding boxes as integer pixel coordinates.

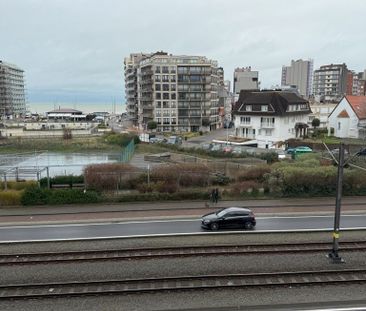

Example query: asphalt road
[1,214,366,242]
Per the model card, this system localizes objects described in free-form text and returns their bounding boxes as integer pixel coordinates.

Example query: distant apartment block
[313,63,348,102]
[233,67,259,95]
[124,52,220,132]
[281,59,313,98]
[346,70,366,96]
[0,60,26,118]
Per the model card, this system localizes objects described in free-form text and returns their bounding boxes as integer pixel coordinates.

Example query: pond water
[0,152,121,180]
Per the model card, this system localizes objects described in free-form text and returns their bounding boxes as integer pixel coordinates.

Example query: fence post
[46,166,50,189]
[4,173,7,191]
[147,164,150,187]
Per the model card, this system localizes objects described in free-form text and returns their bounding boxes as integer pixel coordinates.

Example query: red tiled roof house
[328,96,366,138]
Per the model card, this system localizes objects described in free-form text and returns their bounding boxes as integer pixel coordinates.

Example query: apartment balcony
[140,79,153,85]
[240,123,252,127]
[260,122,275,128]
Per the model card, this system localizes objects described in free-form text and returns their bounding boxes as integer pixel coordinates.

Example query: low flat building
[46,108,86,121]
[232,90,312,148]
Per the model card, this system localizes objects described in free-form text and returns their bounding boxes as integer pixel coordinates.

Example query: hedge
[0,180,37,191]
[21,186,100,205]
[117,190,210,202]
[39,175,84,188]
[0,190,22,206]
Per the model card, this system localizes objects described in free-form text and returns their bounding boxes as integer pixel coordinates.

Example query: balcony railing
[260,122,275,128]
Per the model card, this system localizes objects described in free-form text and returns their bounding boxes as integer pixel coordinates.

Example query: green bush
[47,189,100,205]
[21,186,100,205]
[21,186,49,205]
[0,190,22,206]
[117,190,209,202]
[0,180,37,190]
[40,175,84,188]
[104,133,139,147]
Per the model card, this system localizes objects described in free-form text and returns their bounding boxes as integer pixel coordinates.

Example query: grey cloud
[1,0,365,104]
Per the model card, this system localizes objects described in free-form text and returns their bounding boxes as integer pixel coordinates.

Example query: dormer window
[261,105,268,112]
[245,105,252,111]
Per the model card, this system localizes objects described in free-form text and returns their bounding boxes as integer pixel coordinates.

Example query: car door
[221,212,237,228]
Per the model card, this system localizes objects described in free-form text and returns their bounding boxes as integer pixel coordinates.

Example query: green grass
[0,136,122,153]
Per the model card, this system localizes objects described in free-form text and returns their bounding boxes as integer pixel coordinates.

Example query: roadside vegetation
[0,132,139,153]
[2,152,366,206]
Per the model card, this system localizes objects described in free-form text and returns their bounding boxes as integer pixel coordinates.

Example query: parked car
[201,207,256,231]
[287,146,312,154]
[167,136,182,145]
[330,148,349,156]
[223,146,233,153]
[211,144,222,152]
[149,137,167,144]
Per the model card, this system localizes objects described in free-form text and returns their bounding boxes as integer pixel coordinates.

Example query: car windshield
[216,209,228,217]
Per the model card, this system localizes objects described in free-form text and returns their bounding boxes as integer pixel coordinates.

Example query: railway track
[1,240,366,265]
[1,269,366,299]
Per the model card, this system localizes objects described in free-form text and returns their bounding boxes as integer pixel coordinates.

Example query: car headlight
[203,219,211,224]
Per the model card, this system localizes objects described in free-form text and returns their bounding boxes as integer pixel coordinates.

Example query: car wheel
[244,222,254,230]
[210,223,219,231]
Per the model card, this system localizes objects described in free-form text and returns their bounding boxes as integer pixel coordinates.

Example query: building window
[245,105,252,111]
[163,84,169,91]
[155,75,161,82]
[261,105,268,112]
[156,93,161,100]
[162,66,169,73]
[171,84,176,91]
[265,129,272,136]
[240,117,250,124]
[338,122,341,130]
[155,66,161,73]
[163,93,169,100]
[155,84,161,91]
[171,93,176,100]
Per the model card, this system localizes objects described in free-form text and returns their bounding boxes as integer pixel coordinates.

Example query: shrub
[227,181,261,195]
[47,189,100,205]
[260,152,279,164]
[21,185,50,205]
[237,165,271,183]
[40,175,84,188]
[117,190,209,202]
[0,180,37,191]
[0,190,22,206]
[84,163,139,191]
[104,133,139,147]
[21,185,100,205]
[150,163,210,188]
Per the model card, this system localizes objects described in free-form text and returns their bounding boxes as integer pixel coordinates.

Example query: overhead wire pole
[323,142,366,263]
[327,142,345,263]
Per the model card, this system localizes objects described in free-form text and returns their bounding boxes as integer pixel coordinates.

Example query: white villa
[232,90,312,148]
[328,95,366,139]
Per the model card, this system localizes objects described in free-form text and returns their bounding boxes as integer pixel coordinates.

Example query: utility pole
[327,142,345,263]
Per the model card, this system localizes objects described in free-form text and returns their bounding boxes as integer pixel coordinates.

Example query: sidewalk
[1,197,366,226]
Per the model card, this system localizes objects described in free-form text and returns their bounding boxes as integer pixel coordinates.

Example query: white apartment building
[281,59,313,98]
[124,52,219,132]
[313,63,348,102]
[233,67,259,95]
[308,103,336,128]
[0,60,26,118]
[232,91,312,148]
[328,95,366,139]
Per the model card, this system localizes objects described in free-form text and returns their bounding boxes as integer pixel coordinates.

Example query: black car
[201,207,256,231]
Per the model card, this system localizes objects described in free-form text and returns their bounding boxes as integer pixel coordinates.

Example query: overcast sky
[1,0,366,106]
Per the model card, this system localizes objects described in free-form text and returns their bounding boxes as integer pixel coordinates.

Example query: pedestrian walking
[214,188,219,203]
[210,188,216,204]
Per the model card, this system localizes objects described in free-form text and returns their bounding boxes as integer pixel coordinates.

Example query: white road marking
[1,227,366,244]
[0,214,365,229]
